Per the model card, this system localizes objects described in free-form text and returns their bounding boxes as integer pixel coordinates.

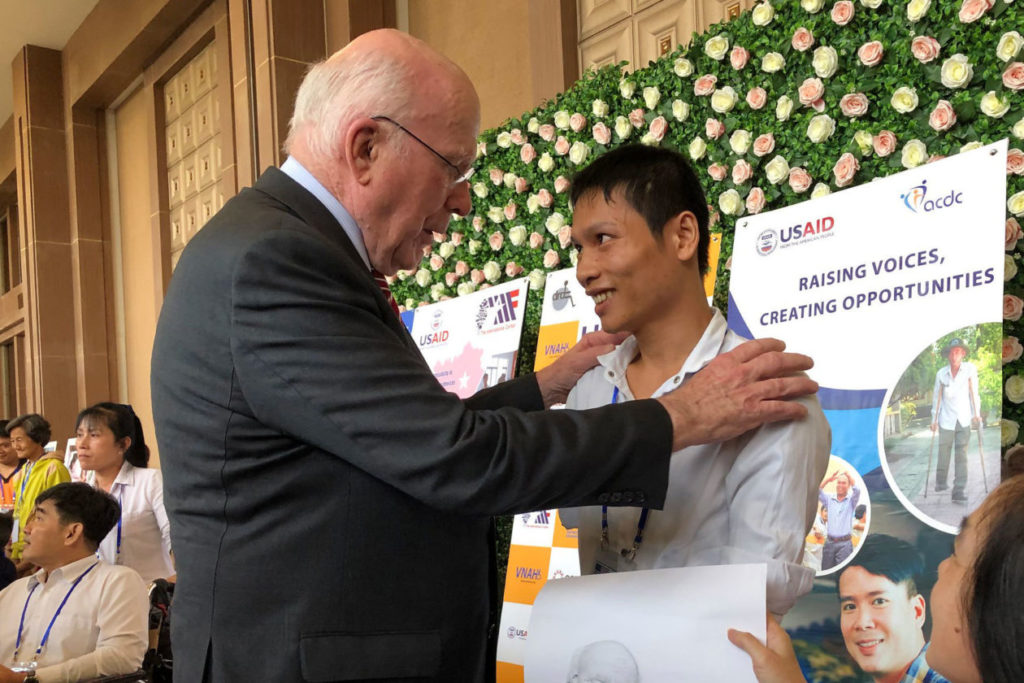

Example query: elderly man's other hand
[535,330,629,407]
[658,338,817,451]
[728,617,804,683]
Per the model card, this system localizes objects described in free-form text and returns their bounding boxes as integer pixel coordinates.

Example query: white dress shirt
[561,310,832,615]
[97,462,173,583]
[932,361,981,430]
[0,555,149,682]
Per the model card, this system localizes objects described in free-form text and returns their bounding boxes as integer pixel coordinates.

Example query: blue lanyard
[600,385,650,562]
[16,461,34,511]
[13,561,100,662]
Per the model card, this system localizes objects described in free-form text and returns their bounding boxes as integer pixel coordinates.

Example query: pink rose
[873,130,897,157]
[928,154,947,164]
[554,176,571,194]
[798,78,825,106]
[694,74,718,96]
[792,27,814,52]
[472,216,484,233]
[1008,217,1024,250]
[746,187,766,214]
[515,177,529,194]
[479,284,491,290]
[445,272,459,287]
[422,244,432,256]
[537,189,554,208]
[570,113,587,132]
[1003,62,1024,91]
[911,36,941,63]
[503,201,517,221]
[417,301,428,307]
[450,232,463,246]
[539,124,556,141]
[433,231,445,243]
[543,249,561,269]
[429,254,444,271]
[831,1,854,25]
[1004,336,1024,364]
[705,118,726,139]
[455,260,469,277]
[730,46,750,70]
[732,160,753,185]
[746,87,767,110]
[529,232,544,249]
[490,231,505,251]
[1005,294,1024,321]
[554,136,570,155]
[558,225,573,249]
[708,163,729,182]
[959,0,994,23]
[1009,149,1024,175]
[510,129,525,145]
[929,100,957,132]
[520,143,536,165]
[489,168,504,185]
[505,262,523,278]
[858,41,884,67]
[833,152,860,188]
[629,108,646,128]
[789,167,812,193]
[649,116,668,142]
[593,122,612,145]
[471,269,485,285]
[753,133,776,157]
[839,93,870,117]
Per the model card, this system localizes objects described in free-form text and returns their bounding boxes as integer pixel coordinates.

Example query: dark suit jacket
[150,168,672,682]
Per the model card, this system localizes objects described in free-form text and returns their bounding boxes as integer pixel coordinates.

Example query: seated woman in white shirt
[75,402,174,584]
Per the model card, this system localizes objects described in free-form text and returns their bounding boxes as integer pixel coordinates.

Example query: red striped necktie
[371,268,401,317]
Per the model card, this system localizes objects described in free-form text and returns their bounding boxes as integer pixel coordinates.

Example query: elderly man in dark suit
[151,29,817,683]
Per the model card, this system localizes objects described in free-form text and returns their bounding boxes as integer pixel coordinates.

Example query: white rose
[854,130,874,155]
[468,239,482,255]
[508,225,527,246]
[1007,254,1019,282]
[487,206,504,223]
[620,79,636,99]
[718,189,744,216]
[861,0,882,6]
[997,31,1024,62]
[960,141,983,152]
[1015,118,1024,139]
[639,132,656,146]
[940,54,973,89]
[730,129,752,155]
[673,57,694,77]
[981,91,1011,118]
[689,136,707,160]
[569,141,590,165]
[811,182,832,198]
[429,283,445,302]
[1009,190,1024,216]
[545,211,566,235]
[1006,374,1024,403]
[752,1,775,25]
[503,172,516,188]
[672,99,690,121]
[538,152,555,172]
[457,282,477,297]
[526,194,540,214]
[483,261,501,283]
[528,269,546,290]
[710,86,739,113]
[765,155,790,184]
[414,269,431,287]
[807,114,836,142]
[812,46,838,78]
[396,269,411,281]
[570,249,579,267]
[472,182,488,198]
[801,0,825,12]
[705,34,730,60]
[1001,418,1020,446]
[901,139,928,168]
[614,116,632,140]
[890,86,919,113]
[776,94,794,121]
[553,110,571,129]
[643,86,661,109]
[592,99,609,117]
[439,242,455,259]
[527,117,540,133]
[906,0,931,21]
[762,52,786,73]
[496,132,512,148]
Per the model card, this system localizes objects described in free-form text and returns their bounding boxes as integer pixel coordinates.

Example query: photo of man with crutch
[929,338,982,504]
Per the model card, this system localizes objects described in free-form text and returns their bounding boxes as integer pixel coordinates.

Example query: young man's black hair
[837,533,924,598]
[0,511,11,547]
[35,482,121,551]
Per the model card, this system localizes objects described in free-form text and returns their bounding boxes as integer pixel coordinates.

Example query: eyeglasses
[371,115,473,184]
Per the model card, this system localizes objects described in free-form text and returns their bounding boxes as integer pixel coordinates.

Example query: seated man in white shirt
[562,144,831,616]
[0,483,148,683]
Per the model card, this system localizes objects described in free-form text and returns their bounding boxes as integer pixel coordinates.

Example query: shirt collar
[280,156,371,271]
[112,461,135,488]
[596,309,730,399]
[29,555,98,589]
[1,460,22,482]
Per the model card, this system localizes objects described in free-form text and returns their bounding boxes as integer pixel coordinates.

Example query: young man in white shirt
[562,144,831,616]
[0,483,148,683]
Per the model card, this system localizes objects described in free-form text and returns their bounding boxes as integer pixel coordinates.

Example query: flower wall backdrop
[391,0,1023,461]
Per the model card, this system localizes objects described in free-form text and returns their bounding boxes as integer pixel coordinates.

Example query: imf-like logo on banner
[756,229,778,256]
[475,288,520,331]
[901,179,964,214]
[520,510,551,528]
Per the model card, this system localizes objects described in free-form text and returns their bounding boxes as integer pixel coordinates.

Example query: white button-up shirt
[932,361,981,430]
[97,462,174,583]
[561,310,832,615]
[0,555,149,682]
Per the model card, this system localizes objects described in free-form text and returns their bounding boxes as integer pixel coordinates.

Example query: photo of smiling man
[837,533,948,683]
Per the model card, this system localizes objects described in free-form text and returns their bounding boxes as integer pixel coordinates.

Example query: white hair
[284,48,417,160]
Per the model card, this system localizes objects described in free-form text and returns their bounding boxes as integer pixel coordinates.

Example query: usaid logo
[506,626,528,640]
[757,229,778,256]
[901,179,963,214]
[475,289,521,331]
[418,310,449,346]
